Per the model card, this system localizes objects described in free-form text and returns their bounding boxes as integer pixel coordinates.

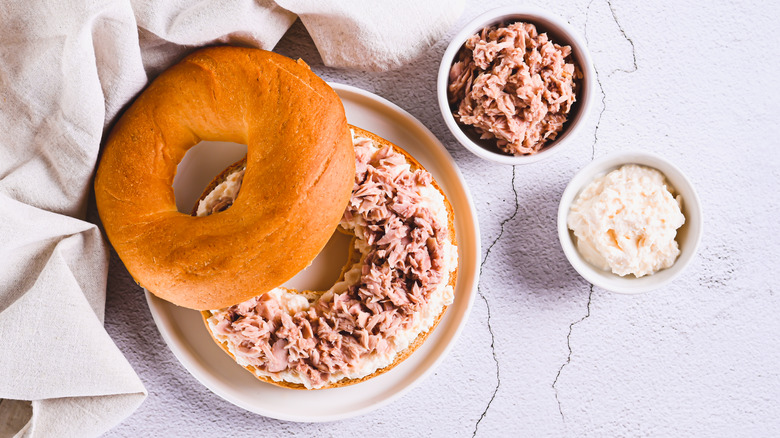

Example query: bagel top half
[95,47,355,310]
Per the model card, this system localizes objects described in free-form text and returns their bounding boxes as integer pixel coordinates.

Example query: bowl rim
[437,6,597,165]
[557,151,703,294]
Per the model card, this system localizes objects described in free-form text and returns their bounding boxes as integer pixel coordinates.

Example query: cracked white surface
[99,0,780,436]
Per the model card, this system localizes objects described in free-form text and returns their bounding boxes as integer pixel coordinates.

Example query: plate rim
[145,82,481,422]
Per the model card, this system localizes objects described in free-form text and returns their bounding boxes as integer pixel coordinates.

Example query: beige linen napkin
[276,0,466,71]
[0,0,463,436]
[0,1,148,437]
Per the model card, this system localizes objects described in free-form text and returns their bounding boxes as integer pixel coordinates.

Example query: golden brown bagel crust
[200,126,458,389]
[95,47,355,310]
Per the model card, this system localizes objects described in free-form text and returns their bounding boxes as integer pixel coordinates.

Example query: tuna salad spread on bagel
[94,46,458,389]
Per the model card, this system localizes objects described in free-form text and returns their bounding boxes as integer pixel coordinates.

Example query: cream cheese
[567,164,685,277]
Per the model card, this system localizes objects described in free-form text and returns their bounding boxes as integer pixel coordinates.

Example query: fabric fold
[0,235,145,400]
[1,1,149,436]
[131,0,296,76]
[276,0,466,71]
[0,223,146,437]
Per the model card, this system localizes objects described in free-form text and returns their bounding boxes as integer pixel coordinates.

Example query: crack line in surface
[606,0,638,76]
[471,166,519,437]
[549,0,636,424]
[585,0,606,162]
[584,0,639,159]
[552,286,593,421]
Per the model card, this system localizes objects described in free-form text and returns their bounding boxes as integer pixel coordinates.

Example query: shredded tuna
[209,197,233,213]
[204,136,456,388]
[448,21,580,155]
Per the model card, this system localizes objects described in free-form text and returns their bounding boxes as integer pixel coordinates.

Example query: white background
[101,0,780,436]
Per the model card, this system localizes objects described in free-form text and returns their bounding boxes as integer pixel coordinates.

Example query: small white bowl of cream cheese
[558,151,702,293]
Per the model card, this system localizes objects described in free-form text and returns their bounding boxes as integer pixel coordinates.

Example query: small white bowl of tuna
[438,6,596,165]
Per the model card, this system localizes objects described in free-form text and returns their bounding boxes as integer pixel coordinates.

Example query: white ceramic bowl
[557,151,703,293]
[437,6,597,165]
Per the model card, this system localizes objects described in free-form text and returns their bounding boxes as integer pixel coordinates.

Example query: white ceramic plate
[145,83,480,422]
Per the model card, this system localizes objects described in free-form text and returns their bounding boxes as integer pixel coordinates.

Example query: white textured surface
[100,0,780,436]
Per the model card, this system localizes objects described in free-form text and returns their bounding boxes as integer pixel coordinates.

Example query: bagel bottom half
[197,126,458,390]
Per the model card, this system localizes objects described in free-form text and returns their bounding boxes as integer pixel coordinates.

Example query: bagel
[200,126,458,389]
[94,46,355,310]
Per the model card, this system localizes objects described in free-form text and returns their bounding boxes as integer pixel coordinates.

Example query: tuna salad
[448,21,580,155]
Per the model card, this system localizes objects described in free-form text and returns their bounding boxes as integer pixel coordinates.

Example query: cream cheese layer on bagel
[94,46,354,310]
[201,127,458,389]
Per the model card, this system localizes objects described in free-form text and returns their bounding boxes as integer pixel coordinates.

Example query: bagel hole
[172,140,248,214]
[282,229,353,293]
